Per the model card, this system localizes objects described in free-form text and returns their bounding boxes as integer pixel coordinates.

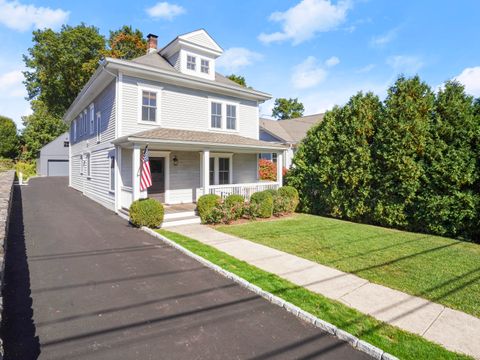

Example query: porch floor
[164,203,197,214]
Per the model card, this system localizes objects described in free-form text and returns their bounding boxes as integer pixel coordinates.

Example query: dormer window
[201,59,210,74]
[187,55,196,71]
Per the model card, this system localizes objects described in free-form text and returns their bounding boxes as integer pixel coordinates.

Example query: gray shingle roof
[131,52,249,90]
[125,127,286,149]
[260,113,324,144]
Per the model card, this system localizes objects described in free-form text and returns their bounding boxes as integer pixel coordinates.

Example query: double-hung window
[96,111,101,142]
[109,155,115,192]
[141,91,157,122]
[218,158,230,185]
[187,55,196,70]
[226,104,237,130]
[89,105,95,135]
[209,158,215,185]
[211,102,222,128]
[201,59,209,74]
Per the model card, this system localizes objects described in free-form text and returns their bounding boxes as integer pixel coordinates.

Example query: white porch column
[201,150,210,195]
[277,151,284,186]
[115,146,123,211]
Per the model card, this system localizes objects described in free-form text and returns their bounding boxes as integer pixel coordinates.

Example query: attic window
[201,59,209,74]
[187,55,196,71]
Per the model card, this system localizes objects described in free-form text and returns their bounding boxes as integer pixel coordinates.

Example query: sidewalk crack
[422,306,446,336]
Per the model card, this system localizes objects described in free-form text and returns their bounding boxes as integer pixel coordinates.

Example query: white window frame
[86,152,91,178]
[209,153,233,185]
[96,111,101,143]
[109,155,115,193]
[89,104,95,135]
[200,59,210,74]
[73,120,77,141]
[186,54,196,71]
[137,85,162,125]
[210,101,222,129]
[208,98,240,132]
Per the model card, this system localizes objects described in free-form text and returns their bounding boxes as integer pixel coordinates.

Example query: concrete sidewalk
[171,224,480,359]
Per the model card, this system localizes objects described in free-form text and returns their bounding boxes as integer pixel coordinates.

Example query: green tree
[105,25,147,60]
[21,101,68,161]
[288,92,382,220]
[371,76,435,228]
[415,81,480,239]
[0,115,20,159]
[23,24,105,117]
[227,74,247,87]
[272,98,304,120]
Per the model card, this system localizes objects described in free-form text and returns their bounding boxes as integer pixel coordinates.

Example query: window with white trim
[272,153,278,163]
[89,104,95,135]
[96,111,101,142]
[211,102,222,128]
[187,55,196,70]
[73,120,77,141]
[82,111,87,135]
[109,155,115,192]
[86,153,91,178]
[218,158,230,185]
[209,158,215,185]
[226,104,237,130]
[141,91,157,122]
[201,59,209,74]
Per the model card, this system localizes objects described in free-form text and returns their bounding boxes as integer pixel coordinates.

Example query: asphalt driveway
[2,177,371,360]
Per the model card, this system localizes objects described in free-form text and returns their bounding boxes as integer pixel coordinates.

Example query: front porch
[112,128,287,212]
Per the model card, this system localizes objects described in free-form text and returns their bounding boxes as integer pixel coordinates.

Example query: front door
[149,158,165,199]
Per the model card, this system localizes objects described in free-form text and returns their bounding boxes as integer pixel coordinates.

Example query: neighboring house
[64,29,286,215]
[259,113,324,168]
[37,132,70,176]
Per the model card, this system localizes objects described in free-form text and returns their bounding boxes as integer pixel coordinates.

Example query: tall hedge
[287,75,480,242]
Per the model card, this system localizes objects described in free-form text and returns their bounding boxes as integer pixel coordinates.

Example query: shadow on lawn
[1,186,41,359]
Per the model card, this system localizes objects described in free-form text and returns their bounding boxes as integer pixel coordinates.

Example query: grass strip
[157,229,472,360]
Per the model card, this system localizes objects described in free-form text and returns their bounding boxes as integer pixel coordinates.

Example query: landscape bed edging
[0,170,16,360]
[141,226,398,360]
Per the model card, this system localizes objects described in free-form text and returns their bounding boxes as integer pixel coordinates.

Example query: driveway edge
[142,226,398,360]
[0,170,16,360]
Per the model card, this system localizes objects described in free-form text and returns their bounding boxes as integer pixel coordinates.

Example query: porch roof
[112,127,287,152]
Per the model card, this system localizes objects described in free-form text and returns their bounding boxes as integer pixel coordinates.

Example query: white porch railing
[207,182,280,200]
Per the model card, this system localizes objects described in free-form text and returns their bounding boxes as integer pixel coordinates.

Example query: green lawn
[157,229,472,360]
[217,214,480,318]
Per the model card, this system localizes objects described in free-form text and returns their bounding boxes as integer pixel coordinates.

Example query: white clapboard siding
[168,151,201,204]
[120,75,259,140]
[233,153,258,183]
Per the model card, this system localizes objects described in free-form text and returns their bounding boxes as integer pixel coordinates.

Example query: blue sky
[1,0,479,128]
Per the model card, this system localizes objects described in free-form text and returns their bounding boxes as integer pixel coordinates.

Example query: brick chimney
[147,34,158,54]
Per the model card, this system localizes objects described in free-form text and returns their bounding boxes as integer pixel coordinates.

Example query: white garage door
[47,160,69,176]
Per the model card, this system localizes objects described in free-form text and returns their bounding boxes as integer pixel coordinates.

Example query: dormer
[160,29,223,81]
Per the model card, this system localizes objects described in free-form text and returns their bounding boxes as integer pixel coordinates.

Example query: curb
[142,227,399,360]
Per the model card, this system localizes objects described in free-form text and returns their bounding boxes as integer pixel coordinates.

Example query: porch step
[162,215,201,228]
[164,211,197,220]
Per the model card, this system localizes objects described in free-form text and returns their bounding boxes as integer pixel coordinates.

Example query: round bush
[197,194,221,223]
[263,188,278,197]
[225,194,245,220]
[250,191,273,218]
[129,198,164,228]
[278,186,299,213]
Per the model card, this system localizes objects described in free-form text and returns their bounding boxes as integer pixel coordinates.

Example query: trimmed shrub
[278,186,299,213]
[250,190,273,218]
[225,194,245,220]
[197,194,221,223]
[129,198,164,228]
[264,188,278,197]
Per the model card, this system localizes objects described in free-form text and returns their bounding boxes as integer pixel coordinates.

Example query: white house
[259,114,324,169]
[64,29,286,222]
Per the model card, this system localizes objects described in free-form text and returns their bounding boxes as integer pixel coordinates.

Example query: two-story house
[64,29,286,220]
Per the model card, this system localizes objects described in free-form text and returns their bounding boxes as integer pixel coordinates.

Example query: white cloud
[258,0,351,45]
[454,66,480,97]
[356,64,376,73]
[216,47,263,73]
[292,56,328,89]
[0,0,69,32]
[387,55,424,74]
[370,27,399,47]
[146,2,185,20]
[0,67,29,127]
[325,56,340,67]
[0,69,25,98]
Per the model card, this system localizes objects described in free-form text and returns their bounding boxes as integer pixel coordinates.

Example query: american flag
[140,146,152,191]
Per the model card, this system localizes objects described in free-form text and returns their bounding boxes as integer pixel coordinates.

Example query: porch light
[173,155,179,166]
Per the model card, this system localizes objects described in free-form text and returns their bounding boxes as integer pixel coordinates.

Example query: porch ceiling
[113,127,287,153]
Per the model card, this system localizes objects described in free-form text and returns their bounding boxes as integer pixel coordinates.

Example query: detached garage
[37,132,70,176]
